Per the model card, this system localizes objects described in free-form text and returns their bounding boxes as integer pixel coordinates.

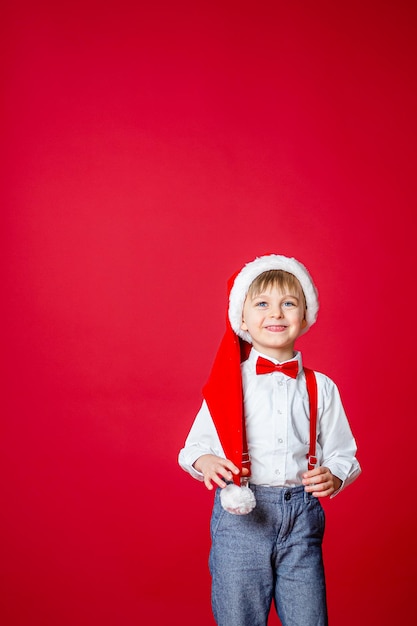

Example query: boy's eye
[283,301,296,307]
[255,301,268,307]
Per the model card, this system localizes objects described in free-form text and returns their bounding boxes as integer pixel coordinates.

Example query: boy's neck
[253,346,296,362]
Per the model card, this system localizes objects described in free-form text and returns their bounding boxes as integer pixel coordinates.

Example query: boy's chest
[243,375,311,445]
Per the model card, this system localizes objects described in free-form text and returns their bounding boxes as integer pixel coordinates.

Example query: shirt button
[278,381,283,386]
[275,469,280,475]
[278,438,283,444]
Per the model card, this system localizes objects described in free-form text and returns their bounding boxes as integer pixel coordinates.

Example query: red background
[2,2,417,625]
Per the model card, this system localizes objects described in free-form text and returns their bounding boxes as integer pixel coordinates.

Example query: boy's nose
[269,306,283,318]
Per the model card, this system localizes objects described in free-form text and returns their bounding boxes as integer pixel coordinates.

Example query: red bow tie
[256,356,299,379]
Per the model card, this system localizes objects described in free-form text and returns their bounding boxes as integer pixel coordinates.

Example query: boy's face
[241,282,307,361]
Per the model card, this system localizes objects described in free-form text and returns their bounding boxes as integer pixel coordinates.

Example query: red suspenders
[241,367,318,478]
[304,367,318,471]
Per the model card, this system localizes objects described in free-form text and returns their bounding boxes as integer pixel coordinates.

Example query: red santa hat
[202,254,319,514]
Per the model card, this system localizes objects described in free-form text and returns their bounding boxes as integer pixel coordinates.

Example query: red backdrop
[2,2,417,625]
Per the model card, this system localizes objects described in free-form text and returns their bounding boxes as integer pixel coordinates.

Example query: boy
[179,254,361,626]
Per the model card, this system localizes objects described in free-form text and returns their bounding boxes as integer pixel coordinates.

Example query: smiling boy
[179,254,361,626]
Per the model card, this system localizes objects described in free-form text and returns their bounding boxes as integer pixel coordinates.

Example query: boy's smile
[241,285,307,361]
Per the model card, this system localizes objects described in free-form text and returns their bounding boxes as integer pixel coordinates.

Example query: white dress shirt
[178,349,361,495]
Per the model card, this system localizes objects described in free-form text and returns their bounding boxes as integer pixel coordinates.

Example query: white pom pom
[220,484,256,515]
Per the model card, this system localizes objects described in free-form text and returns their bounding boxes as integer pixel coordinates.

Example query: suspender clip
[307,455,318,468]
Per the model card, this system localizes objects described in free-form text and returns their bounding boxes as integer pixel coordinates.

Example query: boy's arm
[178,400,227,481]
[305,375,361,498]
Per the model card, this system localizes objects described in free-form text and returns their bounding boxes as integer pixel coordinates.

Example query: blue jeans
[209,484,328,626]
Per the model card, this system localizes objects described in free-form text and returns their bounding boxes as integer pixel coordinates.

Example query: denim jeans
[209,484,328,626]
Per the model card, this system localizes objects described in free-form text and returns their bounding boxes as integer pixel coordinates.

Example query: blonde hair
[247,270,307,310]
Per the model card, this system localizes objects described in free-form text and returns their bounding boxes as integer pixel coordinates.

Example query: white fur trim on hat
[228,254,319,343]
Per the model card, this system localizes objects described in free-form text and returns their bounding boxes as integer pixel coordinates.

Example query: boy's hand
[302,466,342,498]
[193,454,249,491]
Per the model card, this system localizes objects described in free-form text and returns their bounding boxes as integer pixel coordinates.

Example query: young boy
[179,254,361,626]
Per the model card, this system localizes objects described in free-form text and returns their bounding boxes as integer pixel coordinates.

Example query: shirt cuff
[327,461,362,498]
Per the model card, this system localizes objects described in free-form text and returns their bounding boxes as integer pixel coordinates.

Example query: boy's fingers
[204,478,214,490]
[204,474,226,490]
[203,466,233,488]
[198,456,243,491]
[303,466,331,483]
[224,461,240,474]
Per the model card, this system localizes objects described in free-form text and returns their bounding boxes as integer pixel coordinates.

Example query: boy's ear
[241,319,248,332]
[301,318,307,329]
